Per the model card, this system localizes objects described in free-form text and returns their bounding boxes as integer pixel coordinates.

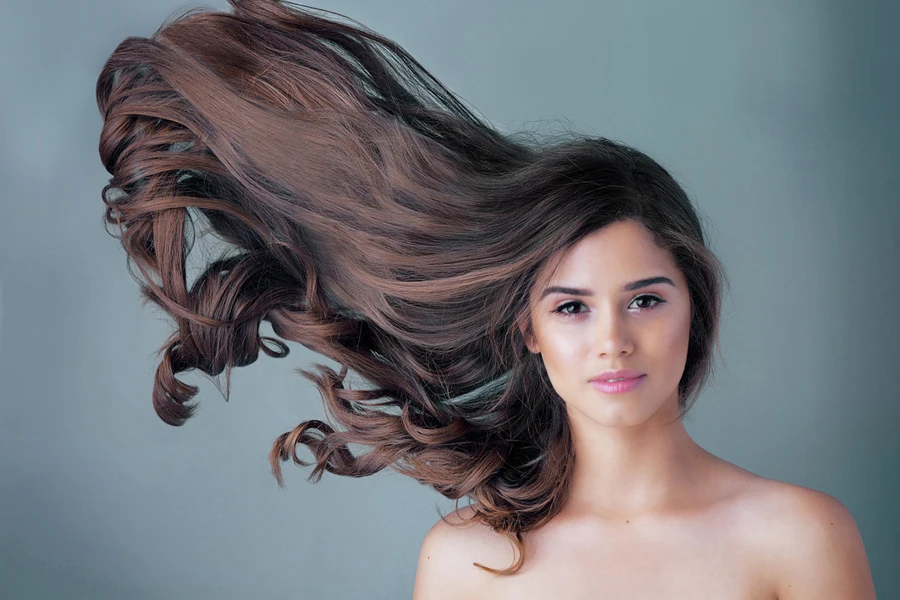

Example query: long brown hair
[95,0,729,575]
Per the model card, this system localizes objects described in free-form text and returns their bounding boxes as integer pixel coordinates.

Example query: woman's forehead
[542,224,674,284]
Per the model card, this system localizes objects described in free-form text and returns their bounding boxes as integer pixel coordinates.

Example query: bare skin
[420,460,875,599]
[444,458,783,600]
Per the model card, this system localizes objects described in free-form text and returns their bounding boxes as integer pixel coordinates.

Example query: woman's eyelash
[552,294,665,317]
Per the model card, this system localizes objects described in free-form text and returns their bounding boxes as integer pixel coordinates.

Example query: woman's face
[522,220,692,427]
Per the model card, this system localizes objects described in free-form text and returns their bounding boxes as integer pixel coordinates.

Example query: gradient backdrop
[1,0,897,598]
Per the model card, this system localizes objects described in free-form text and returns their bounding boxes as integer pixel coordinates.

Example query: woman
[94,1,875,597]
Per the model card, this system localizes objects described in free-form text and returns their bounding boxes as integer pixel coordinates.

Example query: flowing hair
[95,0,729,576]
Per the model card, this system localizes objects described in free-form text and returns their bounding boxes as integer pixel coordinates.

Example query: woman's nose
[594,308,634,356]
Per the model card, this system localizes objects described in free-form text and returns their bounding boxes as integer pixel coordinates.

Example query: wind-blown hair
[95,0,729,576]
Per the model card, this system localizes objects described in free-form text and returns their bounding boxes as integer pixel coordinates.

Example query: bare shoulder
[412,504,515,600]
[743,479,876,600]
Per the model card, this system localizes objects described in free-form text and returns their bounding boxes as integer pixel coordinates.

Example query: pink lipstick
[589,369,646,394]
[590,376,646,393]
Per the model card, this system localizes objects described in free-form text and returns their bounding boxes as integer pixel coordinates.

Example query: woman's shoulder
[732,473,857,534]
[724,473,875,598]
[419,503,516,567]
[412,504,513,600]
[710,464,856,547]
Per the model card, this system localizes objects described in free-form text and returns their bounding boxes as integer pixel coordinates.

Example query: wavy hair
[95,0,729,576]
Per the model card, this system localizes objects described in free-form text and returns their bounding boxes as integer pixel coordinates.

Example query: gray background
[1,0,897,598]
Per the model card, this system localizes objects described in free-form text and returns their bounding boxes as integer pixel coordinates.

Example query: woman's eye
[553,300,587,316]
[631,294,664,311]
[552,295,664,317]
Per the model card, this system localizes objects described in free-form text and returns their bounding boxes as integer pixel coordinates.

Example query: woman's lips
[590,375,646,394]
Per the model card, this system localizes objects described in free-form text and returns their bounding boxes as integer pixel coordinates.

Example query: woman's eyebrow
[540,276,676,299]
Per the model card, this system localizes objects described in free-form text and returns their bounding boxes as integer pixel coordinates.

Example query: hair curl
[95,0,730,576]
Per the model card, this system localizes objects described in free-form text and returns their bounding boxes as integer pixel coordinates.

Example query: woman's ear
[516,311,539,354]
